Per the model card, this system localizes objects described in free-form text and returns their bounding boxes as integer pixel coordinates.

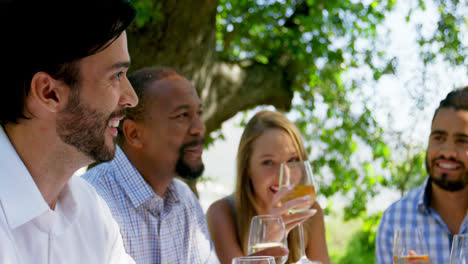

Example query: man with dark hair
[376,87,468,264]
[0,1,138,263]
[83,66,220,263]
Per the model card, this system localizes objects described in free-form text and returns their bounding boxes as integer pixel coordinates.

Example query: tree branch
[201,60,294,134]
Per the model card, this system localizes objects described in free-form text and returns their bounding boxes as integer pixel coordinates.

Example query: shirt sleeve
[107,222,136,264]
[199,208,221,263]
[198,205,220,264]
[375,210,394,264]
[95,191,135,264]
[189,188,220,264]
[204,233,221,264]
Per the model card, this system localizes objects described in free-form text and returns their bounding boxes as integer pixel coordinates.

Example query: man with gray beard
[83,66,219,264]
[376,87,468,264]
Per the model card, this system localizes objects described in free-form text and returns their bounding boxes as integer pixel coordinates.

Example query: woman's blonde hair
[233,110,311,263]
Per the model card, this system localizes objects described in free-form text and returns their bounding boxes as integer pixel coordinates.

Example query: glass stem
[298,223,306,258]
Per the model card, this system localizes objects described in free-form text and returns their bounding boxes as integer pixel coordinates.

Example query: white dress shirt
[0,126,135,264]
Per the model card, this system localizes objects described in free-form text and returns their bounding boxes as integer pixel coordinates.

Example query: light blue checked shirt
[83,146,219,264]
[376,178,468,264]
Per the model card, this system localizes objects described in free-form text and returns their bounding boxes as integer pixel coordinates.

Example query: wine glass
[450,234,468,264]
[248,215,288,264]
[278,160,316,264]
[233,256,276,264]
[393,228,429,263]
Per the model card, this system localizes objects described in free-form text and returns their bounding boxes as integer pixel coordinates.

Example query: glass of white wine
[450,234,468,264]
[278,161,316,264]
[248,215,288,264]
[233,256,276,264]
[393,228,429,264]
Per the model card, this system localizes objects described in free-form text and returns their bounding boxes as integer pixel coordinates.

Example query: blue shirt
[83,146,219,264]
[376,179,468,264]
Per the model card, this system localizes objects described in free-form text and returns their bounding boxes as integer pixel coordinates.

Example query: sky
[198,0,468,213]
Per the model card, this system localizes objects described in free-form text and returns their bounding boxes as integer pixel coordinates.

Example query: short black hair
[0,0,136,125]
[126,66,182,121]
[117,66,181,144]
[432,86,468,123]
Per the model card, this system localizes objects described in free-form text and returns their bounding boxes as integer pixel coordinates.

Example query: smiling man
[376,87,468,264]
[83,66,219,264]
[0,1,138,263]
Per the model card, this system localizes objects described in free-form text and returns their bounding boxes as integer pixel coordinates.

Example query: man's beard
[175,138,205,180]
[426,155,468,191]
[56,90,124,163]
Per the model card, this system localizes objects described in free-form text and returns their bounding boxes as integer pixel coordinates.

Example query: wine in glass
[248,215,288,264]
[278,160,316,264]
[233,256,276,264]
[450,234,468,264]
[393,228,429,263]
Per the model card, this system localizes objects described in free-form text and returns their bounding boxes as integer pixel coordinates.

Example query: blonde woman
[207,110,330,264]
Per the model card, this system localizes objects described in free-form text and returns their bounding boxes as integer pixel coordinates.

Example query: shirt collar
[54,176,80,234]
[417,177,432,214]
[0,126,79,232]
[165,180,180,204]
[144,181,181,215]
[28,177,80,235]
[113,146,181,208]
[113,146,157,208]
[0,126,49,229]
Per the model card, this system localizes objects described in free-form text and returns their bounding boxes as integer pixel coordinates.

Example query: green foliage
[335,213,382,264]
[327,214,364,263]
[216,0,399,219]
[128,0,466,219]
[384,145,428,196]
[204,129,226,149]
[213,0,466,219]
[411,0,468,68]
[130,0,162,28]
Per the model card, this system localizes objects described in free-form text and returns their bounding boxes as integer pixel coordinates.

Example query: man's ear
[28,71,69,114]
[122,119,144,149]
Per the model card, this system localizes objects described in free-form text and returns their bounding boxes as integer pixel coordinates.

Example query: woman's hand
[268,186,317,235]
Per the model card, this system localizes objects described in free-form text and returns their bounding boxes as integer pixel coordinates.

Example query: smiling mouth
[435,159,462,171]
[108,118,121,128]
[438,163,457,169]
[107,117,124,137]
[270,184,280,194]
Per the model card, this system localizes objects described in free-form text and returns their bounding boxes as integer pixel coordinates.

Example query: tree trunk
[127,0,295,195]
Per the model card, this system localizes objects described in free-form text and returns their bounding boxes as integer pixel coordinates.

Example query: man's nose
[439,140,458,159]
[190,114,206,136]
[120,76,138,108]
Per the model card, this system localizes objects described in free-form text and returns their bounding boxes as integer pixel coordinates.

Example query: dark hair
[126,66,181,121]
[117,66,181,144]
[432,86,468,123]
[0,0,136,125]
